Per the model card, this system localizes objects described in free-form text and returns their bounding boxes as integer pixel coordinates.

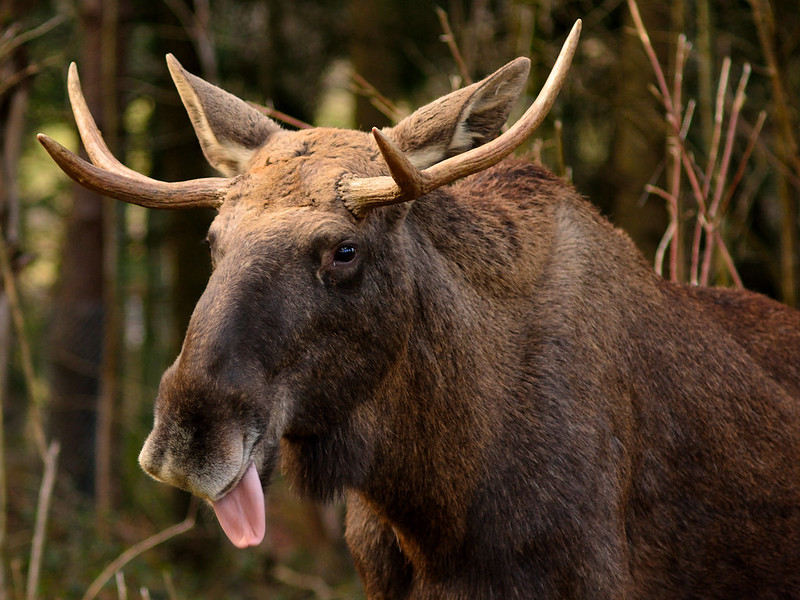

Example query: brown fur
[56,56,800,599]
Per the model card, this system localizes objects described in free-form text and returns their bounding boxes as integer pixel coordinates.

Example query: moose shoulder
[39,20,800,600]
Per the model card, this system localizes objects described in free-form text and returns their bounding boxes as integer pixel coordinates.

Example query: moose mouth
[212,462,266,548]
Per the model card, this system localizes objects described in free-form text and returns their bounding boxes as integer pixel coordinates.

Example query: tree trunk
[48,0,119,496]
[0,12,32,597]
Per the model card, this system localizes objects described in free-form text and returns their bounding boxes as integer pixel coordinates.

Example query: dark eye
[333,245,357,265]
[318,242,363,289]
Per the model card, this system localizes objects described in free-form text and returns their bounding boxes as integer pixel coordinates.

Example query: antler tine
[40,62,228,209]
[38,134,226,209]
[342,19,582,217]
[371,128,428,199]
[67,63,148,181]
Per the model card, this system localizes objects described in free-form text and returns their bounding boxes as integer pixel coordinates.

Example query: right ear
[166,54,281,176]
[382,57,530,169]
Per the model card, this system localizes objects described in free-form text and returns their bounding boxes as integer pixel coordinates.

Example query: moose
[39,20,800,599]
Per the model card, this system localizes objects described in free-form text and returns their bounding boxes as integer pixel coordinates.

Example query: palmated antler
[37,63,228,209]
[341,19,582,217]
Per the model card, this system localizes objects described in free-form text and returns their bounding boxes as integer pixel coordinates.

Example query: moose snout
[138,418,247,501]
[138,426,172,484]
[138,424,194,493]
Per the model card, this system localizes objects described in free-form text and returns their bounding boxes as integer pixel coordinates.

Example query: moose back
[39,21,800,600]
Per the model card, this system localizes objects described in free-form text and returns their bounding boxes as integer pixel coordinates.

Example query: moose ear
[166,54,281,176]
[384,57,531,169]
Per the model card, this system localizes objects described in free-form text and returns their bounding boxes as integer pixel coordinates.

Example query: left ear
[166,54,282,176]
[383,57,531,169]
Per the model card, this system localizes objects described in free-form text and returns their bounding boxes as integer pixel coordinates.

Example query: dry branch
[273,565,337,600]
[349,71,406,124]
[248,102,313,130]
[435,7,472,86]
[25,442,60,600]
[80,502,197,600]
[0,227,46,459]
[628,0,754,289]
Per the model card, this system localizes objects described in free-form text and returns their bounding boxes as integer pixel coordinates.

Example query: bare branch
[0,15,65,62]
[710,63,751,219]
[273,565,337,600]
[435,7,472,86]
[162,0,218,82]
[248,102,313,130]
[349,71,406,124]
[703,57,731,200]
[719,111,767,217]
[115,572,127,600]
[25,442,60,600]
[0,225,46,458]
[80,502,197,600]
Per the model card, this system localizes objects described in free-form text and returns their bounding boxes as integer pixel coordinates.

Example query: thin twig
[713,229,744,288]
[349,71,406,123]
[115,572,127,600]
[0,226,46,459]
[667,35,689,282]
[554,120,566,178]
[703,57,731,200]
[435,7,472,86]
[719,110,766,217]
[0,61,48,99]
[645,184,679,277]
[162,0,218,83]
[0,16,65,62]
[679,99,696,140]
[11,558,23,600]
[162,571,179,600]
[710,63,751,218]
[80,502,197,600]
[678,140,710,285]
[627,0,677,119]
[655,222,677,278]
[273,565,337,600]
[645,184,679,207]
[25,441,60,600]
[700,63,751,285]
[672,35,688,128]
[695,57,731,286]
[247,102,312,129]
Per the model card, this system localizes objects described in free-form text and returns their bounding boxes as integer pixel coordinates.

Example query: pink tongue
[212,463,265,548]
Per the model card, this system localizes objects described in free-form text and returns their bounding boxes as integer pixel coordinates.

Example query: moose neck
[353,162,656,565]
[361,253,505,559]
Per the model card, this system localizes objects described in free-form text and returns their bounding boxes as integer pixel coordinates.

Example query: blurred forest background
[1,0,798,598]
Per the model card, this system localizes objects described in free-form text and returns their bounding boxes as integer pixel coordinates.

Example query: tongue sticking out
[212,462,266,548]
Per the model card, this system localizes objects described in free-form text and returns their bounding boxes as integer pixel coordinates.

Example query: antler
[37,63,228,210]
[341,19,582,217]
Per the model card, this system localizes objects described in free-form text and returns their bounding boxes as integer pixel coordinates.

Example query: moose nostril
[138,433,165,479]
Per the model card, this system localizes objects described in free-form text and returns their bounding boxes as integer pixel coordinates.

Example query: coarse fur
[51,51,800,599]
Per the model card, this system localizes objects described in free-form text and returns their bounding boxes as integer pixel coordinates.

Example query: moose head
[40,25,581,548]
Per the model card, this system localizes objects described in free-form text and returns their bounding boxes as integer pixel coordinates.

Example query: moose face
[37,21,580,548]
[140,129,422,545]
